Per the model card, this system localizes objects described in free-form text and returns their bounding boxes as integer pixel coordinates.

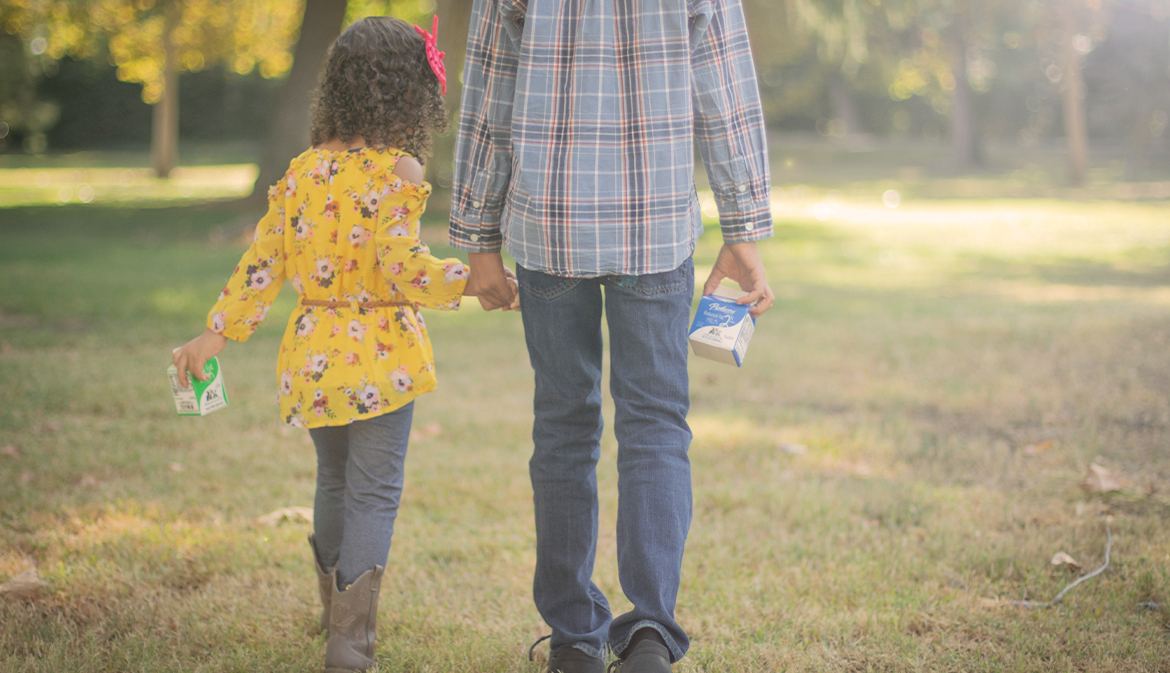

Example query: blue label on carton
[688,292,755,366]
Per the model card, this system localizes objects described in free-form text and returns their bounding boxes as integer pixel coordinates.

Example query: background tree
[426,0,472,189]
[246,0,451,206]
[247,0,347,206]
[2,0,302,177]
[786,0,877,138]
[1082,0,1167,181]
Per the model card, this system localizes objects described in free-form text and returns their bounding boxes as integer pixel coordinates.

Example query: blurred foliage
[1,0,302,104]
[37,57,281,149]
[0,31,58,153]
[744,0,1160,144]
[344,0,432,26]
[0,0,1166,173]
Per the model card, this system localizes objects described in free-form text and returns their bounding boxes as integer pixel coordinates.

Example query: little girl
[171,16,508,673]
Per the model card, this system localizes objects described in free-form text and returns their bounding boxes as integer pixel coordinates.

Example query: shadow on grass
[0,203,255,241]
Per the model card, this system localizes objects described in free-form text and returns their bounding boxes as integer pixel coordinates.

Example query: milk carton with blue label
[167,356,229,416]
[688,286,755,366]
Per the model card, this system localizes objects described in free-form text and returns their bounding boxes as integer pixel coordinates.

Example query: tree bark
[426,0,474,190]
[828,71,861,137]
[245,0,348,206]
[1061,2,1088,185]
[151,0,179,179]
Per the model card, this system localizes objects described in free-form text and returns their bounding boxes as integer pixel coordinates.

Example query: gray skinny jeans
[308,402,413,588]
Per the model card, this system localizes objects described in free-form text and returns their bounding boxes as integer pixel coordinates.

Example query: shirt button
[738,185,747,193]
[745,223,755,232]
[472,201,482,209]
[469,234,480,242]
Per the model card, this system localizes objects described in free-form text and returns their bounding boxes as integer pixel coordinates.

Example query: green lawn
[1,151,1169,671]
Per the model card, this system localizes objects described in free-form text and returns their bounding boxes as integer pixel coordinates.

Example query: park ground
[1,137,1170,671]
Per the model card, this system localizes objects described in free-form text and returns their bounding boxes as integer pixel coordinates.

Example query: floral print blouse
[207,147,468,428]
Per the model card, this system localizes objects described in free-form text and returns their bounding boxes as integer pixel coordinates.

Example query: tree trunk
[426,0,474,190]
[151,0,179,179]
[828,72,861,138]
[1061,2,1088,186]
[246,0,348,206]
[949,15,980,168]
[1123,15,1157,181]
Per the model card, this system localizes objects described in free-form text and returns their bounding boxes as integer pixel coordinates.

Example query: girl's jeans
[517,259,694,664]
[309,402,413,588]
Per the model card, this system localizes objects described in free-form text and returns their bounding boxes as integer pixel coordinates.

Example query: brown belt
[300,299,416,309]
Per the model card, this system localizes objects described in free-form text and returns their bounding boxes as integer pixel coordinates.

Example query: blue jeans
[517,259,694,664]
[309,402,413,588]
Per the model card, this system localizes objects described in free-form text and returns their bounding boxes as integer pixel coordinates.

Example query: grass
[1,144,1170,671]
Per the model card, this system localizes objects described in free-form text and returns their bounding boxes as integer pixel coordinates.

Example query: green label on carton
[168,357,229,416]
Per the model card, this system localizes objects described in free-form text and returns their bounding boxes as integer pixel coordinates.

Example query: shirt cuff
[717,199,774,244]
[449,211,503,252]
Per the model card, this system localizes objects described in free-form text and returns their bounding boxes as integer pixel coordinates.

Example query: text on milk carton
[167,356,229,416]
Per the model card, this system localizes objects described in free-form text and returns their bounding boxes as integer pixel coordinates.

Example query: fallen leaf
[19,472,33,485]
[0,445,19,458]
[254,506,314,526]
[0,342,10,355]
[1050,551,1082,571]
[40,422,61,434]
[0,568,47,600]
[1081,464,1123,493]
[78,474,98,488]
[169,463,184,472]
[779,442,808,456]
[978,597,1007,609]
[1023,440,1054,455]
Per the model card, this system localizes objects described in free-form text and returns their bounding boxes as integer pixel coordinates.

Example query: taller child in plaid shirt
[449,1,775,671]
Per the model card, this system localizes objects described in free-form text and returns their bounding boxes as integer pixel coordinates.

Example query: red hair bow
[414,15,447,96]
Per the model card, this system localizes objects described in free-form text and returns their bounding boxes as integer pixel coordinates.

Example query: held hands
[703,242,775,318]
[464,252,520,311]
[171,328,228,389]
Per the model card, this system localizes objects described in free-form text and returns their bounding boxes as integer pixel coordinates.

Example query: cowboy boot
[324,565,384,673]
[308,534,336,636]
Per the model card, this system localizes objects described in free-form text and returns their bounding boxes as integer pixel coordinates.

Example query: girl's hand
[172,328,228,389]
[503,277,521,312]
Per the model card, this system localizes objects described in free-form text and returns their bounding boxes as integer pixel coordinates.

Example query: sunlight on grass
[0,164,257,207]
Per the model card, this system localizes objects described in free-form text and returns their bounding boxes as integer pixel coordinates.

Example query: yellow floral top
[207,147,467,428]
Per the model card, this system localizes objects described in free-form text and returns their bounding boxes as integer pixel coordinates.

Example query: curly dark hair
[309,16,448,161]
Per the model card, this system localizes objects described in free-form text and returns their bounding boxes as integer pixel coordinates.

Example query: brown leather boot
[324,565,384,673]
[308,534,336,636]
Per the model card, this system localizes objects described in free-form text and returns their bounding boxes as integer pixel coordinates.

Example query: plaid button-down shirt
[448,0,772,277]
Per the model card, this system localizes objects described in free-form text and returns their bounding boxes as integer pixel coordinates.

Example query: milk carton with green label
[167,357,229,416]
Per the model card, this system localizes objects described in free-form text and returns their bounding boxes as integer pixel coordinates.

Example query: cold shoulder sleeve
[374,178,468,310]
[206,178,288,341]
